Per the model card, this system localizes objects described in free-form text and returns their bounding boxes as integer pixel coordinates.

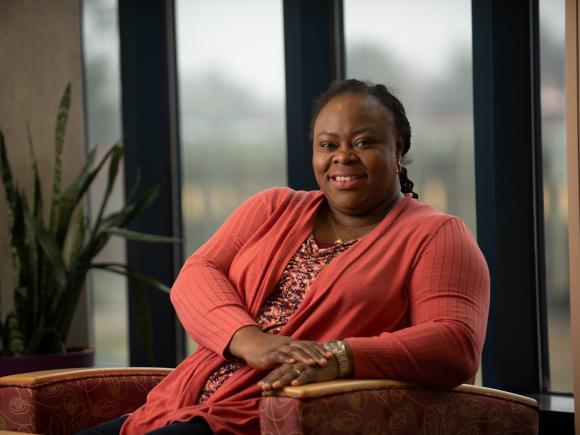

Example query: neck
[328,191,402,229]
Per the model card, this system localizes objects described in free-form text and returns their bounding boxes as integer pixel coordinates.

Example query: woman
[81,79,489,435]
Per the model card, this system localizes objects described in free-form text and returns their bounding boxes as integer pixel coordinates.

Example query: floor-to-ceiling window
[82,4,574,414]
[82,0,128,366]
[540,0,570,393]
[175,0,287,353]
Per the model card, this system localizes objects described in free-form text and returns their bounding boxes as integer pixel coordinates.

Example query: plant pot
[0,347,94,377]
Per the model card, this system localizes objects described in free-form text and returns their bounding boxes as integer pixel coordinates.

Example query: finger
[292,341,333,362]
[271,365,307,389]
[290,366,315,386]
[271,344,314,366]
[313,342,334,359]
[258,346,297,366]
[304,342,333,364]
[291,356,340,386]
[270,350,296,364]
[260,363,307,390]
[259,366,286,391]
[260,371,290,390]
[290,343,329,365]
[270,371,298,389]
[286,347,319,366]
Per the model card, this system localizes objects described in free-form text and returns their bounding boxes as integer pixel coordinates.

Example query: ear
[395,136,404,160]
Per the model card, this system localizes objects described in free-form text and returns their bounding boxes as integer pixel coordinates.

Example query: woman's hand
[258,357,340,391]
[228,326,332,370]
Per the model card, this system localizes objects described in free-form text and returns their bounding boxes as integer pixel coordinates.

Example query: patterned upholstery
[260,381,539,435]
[0,370,539,435]
[0,368,170,435]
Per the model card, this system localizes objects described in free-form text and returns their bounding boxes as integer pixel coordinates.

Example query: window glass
[176,0,287,353]
[344,0,476,233]
[539,0,570,393]
[345,0,477,383]
[82,0,128,366]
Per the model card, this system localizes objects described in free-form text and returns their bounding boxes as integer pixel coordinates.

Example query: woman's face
[312,92,402,217]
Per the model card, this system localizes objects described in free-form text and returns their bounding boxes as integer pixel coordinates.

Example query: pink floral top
[197,234,356,404]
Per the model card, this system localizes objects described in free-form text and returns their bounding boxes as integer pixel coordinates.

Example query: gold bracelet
[323,340,350,378]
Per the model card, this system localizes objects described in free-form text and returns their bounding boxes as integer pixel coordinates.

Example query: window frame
[118,0,185,366]
[283,0,345,190]
[472,0,547,394]
[472,0,573,428]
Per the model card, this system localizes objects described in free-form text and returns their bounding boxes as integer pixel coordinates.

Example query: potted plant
[0,85,176,375]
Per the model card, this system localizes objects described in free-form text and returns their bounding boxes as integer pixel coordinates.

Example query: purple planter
[0,347,94,377]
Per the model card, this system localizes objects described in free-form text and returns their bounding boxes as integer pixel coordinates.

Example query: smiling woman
[79,79,490,435]
[311,83,410,245]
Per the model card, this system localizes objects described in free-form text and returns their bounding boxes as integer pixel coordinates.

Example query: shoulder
[398,197,457,229]
[394,197,477,249]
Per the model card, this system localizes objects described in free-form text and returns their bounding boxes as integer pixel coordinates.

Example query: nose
[332,145,357,164]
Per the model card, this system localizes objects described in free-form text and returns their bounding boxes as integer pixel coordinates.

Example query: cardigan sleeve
[170,190,275,358]
[345,217,490,387]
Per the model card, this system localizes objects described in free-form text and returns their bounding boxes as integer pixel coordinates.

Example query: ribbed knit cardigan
[121,187,490,435]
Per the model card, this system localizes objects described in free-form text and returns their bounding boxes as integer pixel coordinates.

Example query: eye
[318,141,336,150]
[354,139,373,148]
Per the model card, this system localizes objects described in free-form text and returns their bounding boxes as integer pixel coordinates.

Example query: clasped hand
[228,326,339,391]
[258,358,340,392]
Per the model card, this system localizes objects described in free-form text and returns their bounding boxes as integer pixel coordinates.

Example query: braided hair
[310,79,418,199]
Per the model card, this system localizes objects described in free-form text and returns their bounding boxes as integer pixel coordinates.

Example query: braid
[311,79,418,199]
[399,166,418,199]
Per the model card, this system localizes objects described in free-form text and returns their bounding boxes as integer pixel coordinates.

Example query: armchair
[0,368,539,434]
[0,368,170,434]
[260,379,539,434]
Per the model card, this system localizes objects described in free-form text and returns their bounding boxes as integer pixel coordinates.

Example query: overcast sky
[174,0,563,102]
[84,0,564,103]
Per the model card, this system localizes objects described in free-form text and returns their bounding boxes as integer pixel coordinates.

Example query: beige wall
[0,0,88,348]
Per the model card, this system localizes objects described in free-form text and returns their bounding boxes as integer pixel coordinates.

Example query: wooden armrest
[273,379,538,408]
[0,367,172,387]
[0,431,39,434]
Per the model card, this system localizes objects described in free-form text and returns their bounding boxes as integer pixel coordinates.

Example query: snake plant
[0,84,177,358]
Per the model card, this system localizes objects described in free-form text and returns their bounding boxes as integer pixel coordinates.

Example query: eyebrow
[317,131,338,138]
[352,127,381,136]
[316,127,382,138]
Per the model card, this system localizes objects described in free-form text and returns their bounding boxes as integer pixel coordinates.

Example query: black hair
[310,79,418,199]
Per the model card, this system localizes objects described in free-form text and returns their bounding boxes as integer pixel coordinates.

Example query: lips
[328,174,367,189]
[332,175,363,182]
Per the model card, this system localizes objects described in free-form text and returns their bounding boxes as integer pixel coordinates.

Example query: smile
[328,174,367,189]
[331,175,365,181]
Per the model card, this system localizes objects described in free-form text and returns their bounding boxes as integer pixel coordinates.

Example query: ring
[293,368,302,377]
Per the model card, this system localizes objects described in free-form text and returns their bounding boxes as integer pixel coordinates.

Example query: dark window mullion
[283,0,345,190]
[530,0,551,393]
[472,0,544,393]
[118,0,184,367]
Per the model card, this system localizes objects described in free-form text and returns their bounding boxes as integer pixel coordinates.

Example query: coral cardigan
[121,188,490,435]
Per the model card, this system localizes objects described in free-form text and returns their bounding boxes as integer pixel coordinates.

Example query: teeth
[334,176,361,181]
